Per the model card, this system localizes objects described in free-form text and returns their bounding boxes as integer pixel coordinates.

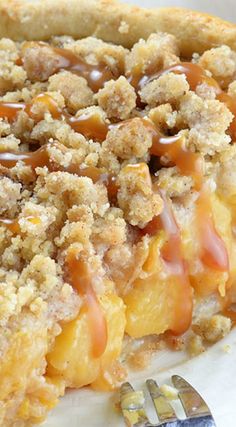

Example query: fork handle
[160,415,216,427]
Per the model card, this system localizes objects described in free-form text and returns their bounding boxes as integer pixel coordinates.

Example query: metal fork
[120,375,216,426]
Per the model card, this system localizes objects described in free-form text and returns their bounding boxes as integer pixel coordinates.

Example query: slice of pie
[0,0,236,425]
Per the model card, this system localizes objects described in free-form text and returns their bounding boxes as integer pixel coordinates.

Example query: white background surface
[43,1,236,426]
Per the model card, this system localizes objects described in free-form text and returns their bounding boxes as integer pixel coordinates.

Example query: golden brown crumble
[117,163,163,226]
[157,166,193,197]
[0,38,26,95]
[179,92,233,154]
[125,33,179,74]
[0,28,235,427]
[140,73,189,107]
[56,35,127,74]
[199,45,236,88]
[96,76,136,120]
[48,71,94,112]
[193,315,232,343]
[187,334,205,357]
[148,104,177,131]
[103,117,152,160]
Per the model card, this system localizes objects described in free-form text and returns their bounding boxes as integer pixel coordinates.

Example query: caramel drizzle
[0,102,25,120]
[53,47,116,93]
[66,252,108,358]
[22,42,116,92]
[19,43,236,141]
[142,182,228,333]
[0,145,50,169]
[68,111,109,142]
[0,93,228,273]
[134,62,221,92]
[142,158,228,274]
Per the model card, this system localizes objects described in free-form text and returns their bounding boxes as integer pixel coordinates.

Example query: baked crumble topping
[0,28,235,426]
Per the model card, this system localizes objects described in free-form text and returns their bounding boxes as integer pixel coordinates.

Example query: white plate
[42,1,236,425]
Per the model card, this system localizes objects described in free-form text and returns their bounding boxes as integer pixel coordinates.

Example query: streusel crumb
[103,118,152,160]
[48,71,94,111]
[125,33,180,74]
[193,315,232,343]
[140,73,189,107]
[117,163,163,226]
[199,45,236,88]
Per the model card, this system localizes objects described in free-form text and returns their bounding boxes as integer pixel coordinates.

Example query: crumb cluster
[0,30,235,426]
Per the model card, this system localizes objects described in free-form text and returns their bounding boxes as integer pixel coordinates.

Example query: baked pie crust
[0,0,235,425]
[1,0,236,55]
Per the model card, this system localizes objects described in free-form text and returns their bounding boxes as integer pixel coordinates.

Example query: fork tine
[172,375,212,418]
[120,382,150,426]
[146,379,178,422]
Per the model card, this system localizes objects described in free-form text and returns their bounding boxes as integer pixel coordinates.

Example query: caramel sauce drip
[130,62,221,93]
[0,94,61,123]
[148,62,221,92]
[22,42,115,92]
[144,185,229,275]
[68,111,109,142]
[0,145,51,169]
[131,61,236,141]
[0,144,118,198]
[196,189,229,272]
[0,94,117,198]
[143,119,203,190]
[52,47,116,92]
[0,218,20,234]
[142,190,193,335]
[25,93,62,121]
[0,216,41,234]
[66,252,108,358]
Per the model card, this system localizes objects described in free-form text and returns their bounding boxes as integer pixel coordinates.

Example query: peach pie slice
[0,0,236,425]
